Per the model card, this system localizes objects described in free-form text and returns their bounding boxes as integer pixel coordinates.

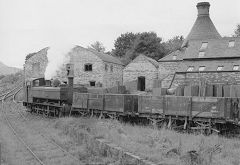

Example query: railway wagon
[71,92,138,117]
[138,95,240,130]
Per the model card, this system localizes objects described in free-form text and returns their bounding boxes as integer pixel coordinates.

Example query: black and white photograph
[0,0,240,164]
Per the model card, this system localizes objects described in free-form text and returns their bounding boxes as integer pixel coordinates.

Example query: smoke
[45,44,73,80]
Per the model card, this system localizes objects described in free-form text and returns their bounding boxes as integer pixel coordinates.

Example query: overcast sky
[0,0,239,68]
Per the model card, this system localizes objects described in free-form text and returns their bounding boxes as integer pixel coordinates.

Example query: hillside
[0,61,21,75]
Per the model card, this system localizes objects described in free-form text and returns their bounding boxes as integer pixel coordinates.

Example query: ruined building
[24,46,124,88]
[24,47,48,81]
[159,2,240,88]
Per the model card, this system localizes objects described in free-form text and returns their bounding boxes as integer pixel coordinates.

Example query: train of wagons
[23,64,240,133]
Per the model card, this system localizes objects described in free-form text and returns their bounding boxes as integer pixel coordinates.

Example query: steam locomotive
[23,64,240,133]
[23,64,77,116]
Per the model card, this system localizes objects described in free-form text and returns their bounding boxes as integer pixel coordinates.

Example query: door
[138,76,145,91]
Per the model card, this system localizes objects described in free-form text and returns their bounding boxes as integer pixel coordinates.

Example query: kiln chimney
[181,2,221,48]
[197,2,210,16]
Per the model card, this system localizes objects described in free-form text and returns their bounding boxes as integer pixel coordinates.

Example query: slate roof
[158,48,186,62]
[74,46,123,65]
[183,37,240,59]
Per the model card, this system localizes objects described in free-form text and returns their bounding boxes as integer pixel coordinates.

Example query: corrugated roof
[74,46,123,65]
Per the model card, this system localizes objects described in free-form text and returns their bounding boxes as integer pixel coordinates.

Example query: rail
[1,86,46,165]
[11,86,82,164]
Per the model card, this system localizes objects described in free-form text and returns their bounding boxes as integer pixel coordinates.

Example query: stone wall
[158,61,182,88]
[69,46,123,88]
[123,56,158,91]
[103,62,123,87]
[184,72,240,86]
[24,47,48,80]
[69,47,104,86]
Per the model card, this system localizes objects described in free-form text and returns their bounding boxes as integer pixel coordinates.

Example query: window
[105,64,108,71]
[90,81,95,87]
[187,66,194,72]
[110,65,113,72]
[233,65,239,71]
[84,64,92,71]
[172,55,177,60]
[198,52,205,58]
[200,42,208,49]
[228,40,235,47]
[217,66,224,71]
[199,66,206,71]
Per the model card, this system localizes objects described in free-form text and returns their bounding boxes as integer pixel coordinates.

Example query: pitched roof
[183,37,240,59]
[74,46,123,65]
[182,2,221,47]
[125,54,159,68]
[138,54,159,68]
[143,55,159,68]
[158,48,186,62]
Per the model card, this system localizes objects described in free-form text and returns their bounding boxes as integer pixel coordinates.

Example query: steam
[45,44,73,80]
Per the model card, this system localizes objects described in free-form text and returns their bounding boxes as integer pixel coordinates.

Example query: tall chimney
[197,2,210,16]
[181,2,221,48]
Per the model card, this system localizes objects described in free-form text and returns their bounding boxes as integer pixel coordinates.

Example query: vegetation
[53,117,240,165]
[233,24,240,37]
[163,35,184,55]
[88,41,106,53]
[0,71,23,84]
[112,32,184,64]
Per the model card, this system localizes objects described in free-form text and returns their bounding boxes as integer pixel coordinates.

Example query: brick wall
[123,56,158,91]
[24,47,48,80]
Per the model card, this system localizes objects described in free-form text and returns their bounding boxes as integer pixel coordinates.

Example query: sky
[0,0,239,68]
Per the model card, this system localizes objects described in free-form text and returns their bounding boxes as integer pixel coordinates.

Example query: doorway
[137,76,145,91]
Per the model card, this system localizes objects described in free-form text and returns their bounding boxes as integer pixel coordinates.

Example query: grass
[51,117,240,165]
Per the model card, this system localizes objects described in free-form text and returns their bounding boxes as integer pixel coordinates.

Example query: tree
[113,32,166,61]
[88,41,106,52]
[163,36,184,55]
[128,32,166,60]
[234,24,240,37]
[112,32,138,57]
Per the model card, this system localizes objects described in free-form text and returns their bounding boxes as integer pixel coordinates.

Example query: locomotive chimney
[66,63,74,88]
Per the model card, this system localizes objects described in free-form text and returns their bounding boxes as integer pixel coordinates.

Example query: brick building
[159,2,240,88]
[68,46,124,88]
[123,54,159,92]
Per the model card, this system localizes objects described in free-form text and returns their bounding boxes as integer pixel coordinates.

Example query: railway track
[1,85,83,165]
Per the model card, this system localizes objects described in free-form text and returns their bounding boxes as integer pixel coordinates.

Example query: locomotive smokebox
[66,63,74,88]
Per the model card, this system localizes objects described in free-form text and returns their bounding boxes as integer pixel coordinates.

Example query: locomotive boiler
[23,64,79,116]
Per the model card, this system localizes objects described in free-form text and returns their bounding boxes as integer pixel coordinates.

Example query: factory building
[159,2,240,89]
